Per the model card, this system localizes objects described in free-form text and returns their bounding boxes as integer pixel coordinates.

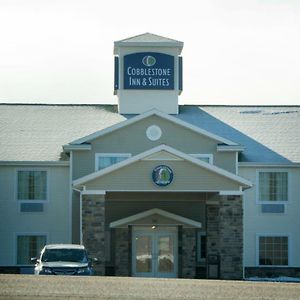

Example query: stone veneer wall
[115,227,130,276]
[82,194,105,275]
[219,195,243,279]
[206,195,243,279]
[182,228,196,278]
[206,205,220,256]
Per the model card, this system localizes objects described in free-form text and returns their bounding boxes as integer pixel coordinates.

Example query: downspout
[80,192,82,245]
[242,192,245,280]
[69,151,73,244]
[72,187,83,245]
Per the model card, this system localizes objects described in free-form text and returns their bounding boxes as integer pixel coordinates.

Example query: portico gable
[73,145,251,193]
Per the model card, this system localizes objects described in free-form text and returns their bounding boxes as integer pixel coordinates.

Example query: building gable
[110,208,202,228]
[68,110,238,146]
[73,145,251,192]
[68,110,241,179]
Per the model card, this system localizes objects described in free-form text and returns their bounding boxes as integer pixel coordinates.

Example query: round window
[146,125,162,141]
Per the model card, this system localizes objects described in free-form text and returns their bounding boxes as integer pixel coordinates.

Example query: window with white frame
[197,232,207,262]
[17,170,47,201]
[17,235,47,265]
[95,153,131,171]
[190,154,213,164]
[258,171,288,202]
[258,236,288,266]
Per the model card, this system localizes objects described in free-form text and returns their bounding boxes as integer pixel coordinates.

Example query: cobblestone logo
[142,55,156,67]
[152,165,174,187]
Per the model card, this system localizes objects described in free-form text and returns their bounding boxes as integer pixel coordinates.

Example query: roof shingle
[0,104,299,163]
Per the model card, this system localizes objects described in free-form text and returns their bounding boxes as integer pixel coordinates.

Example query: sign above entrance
[124,52,174,90]
[152,165,174,187]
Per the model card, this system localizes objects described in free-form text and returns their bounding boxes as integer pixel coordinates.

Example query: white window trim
[15,168,49,203]
[190,154,213,164]
[94,153,132,171]
[197,231,207,263]
[256,169,291,204]
[14,232,49,266]
[255,233,291,267]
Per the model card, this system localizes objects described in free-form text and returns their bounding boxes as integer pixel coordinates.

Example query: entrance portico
[74,134,251,279]
[80,189,246,279]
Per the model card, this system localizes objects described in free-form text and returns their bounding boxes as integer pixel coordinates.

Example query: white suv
[33,244,95,276]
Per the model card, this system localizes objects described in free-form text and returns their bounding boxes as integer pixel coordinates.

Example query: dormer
[114,33,183,115]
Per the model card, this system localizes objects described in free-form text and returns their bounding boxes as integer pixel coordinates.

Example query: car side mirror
[30,257,38,264]
[88,257,98,266]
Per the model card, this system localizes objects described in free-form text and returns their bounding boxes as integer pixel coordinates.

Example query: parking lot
[1,274,300,299]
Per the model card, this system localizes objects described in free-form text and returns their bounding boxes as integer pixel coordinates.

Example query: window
[258,171,288,203]
[17,170,47,201]
[17,235,47,265]
[258,236,288,266]
[197,232,207,262]
[41,248,88,263]
[190,154,213,164]
[95,153,131,171]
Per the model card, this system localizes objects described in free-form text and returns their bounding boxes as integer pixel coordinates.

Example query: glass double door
[132,227,177,278]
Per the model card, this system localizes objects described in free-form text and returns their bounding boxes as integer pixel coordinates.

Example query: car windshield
[41,248,88,263]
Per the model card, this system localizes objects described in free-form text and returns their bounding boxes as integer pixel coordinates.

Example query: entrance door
[132,227,177,278]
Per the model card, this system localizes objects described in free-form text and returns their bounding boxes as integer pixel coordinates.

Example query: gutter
[0,161,69,166]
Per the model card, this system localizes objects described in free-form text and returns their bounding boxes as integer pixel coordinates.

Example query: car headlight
[42,267,52,274]
[77,267,90,274]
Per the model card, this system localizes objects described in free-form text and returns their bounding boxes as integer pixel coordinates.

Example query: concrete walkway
[0,274,300,299]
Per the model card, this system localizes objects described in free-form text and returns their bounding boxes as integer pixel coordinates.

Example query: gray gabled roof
[0,104,126,161]
[114,33,183,54]
[115,32,183,44]
[177,106,300,164]
[0,104,299,163]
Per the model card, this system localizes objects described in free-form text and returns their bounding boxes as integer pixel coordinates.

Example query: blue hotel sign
[124,52,174,90]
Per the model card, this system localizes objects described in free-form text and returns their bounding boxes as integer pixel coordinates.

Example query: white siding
[0,165,70,265]
[240,167,300,267]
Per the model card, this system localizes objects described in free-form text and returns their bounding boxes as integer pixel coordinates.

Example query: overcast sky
[0,0,299,105]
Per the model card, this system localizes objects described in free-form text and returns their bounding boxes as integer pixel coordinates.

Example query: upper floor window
[258,171,288,203]
[95,153,131,171]
[17,170,47,201]
[190,154,213,164]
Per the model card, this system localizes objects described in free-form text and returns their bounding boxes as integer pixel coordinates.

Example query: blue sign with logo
[124,52,174,90]
[152,165,174,187]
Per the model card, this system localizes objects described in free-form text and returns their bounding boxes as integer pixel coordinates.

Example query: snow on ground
[246,277,300,282]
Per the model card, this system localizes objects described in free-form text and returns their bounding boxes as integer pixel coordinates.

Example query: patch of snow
[246,276,300,283]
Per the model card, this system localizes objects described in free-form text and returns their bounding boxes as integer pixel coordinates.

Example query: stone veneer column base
[219,195,243,280]
[206,195,243,280]
[182,228,196,278]
[82,194,105,275]
[115,228,130,276]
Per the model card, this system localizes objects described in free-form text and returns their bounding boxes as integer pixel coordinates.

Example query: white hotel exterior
[0,33,299,279]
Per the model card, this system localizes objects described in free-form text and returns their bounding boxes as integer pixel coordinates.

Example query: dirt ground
[0,274,300,300]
